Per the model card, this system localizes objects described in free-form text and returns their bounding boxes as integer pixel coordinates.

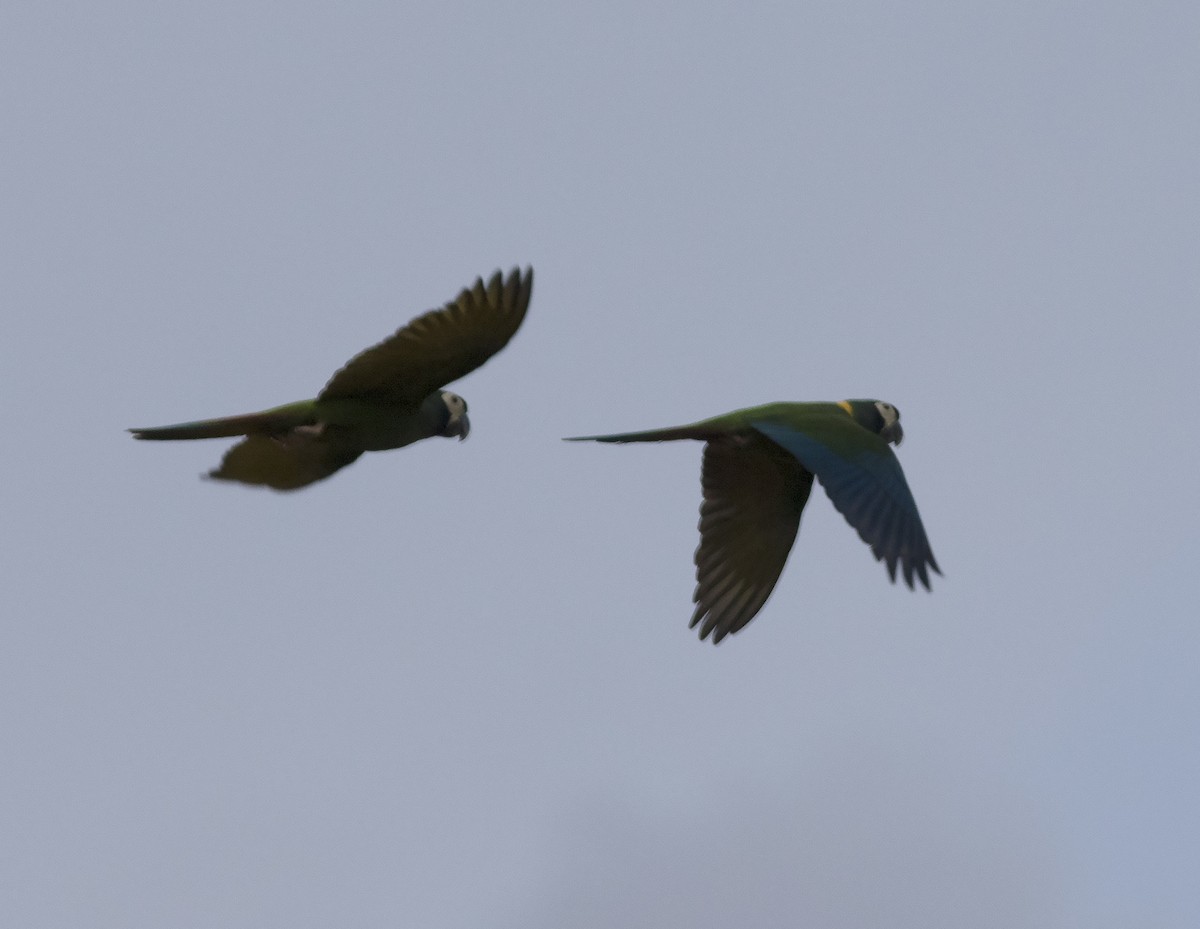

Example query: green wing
[753,418,939,589]
[208,434,362,491]
[690,434,814,643]
[319,267,533,406]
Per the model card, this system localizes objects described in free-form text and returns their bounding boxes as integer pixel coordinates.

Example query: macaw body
[131,267,532,490]
[568,399,939,643]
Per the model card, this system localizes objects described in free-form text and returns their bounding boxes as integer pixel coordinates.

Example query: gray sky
[3,2,1197,926]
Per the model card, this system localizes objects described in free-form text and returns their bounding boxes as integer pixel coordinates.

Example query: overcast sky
[3,2,1198,927]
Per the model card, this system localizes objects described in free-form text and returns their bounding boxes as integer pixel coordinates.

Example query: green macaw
[567,400,939,643]
[130,267,532,490]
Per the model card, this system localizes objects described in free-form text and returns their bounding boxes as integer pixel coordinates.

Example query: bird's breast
[314,400,434,451]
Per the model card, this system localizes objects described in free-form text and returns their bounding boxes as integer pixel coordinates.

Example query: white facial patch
[440,391,470,440]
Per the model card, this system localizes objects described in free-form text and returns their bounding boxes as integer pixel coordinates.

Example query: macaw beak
[881,421,903,446]
[448,412,470,441]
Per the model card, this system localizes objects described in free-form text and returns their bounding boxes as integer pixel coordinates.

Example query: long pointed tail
[129,401,316,440]
[563,425,710,444]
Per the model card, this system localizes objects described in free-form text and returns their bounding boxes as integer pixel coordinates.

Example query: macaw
[130,267,532,490]
[567,400,938,642]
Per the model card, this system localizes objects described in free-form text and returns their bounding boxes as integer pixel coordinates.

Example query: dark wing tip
[456,265,533,354]
[895,552,940,591]
[920,553,943,590]
[485,265,533,316]
[478,265,533,343]
[690,576,774,645]
[688,604,729,644]
[507,264,533,298]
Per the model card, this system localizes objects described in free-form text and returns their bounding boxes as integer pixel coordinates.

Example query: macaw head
[439,391,470,440]
[844,399,904,445]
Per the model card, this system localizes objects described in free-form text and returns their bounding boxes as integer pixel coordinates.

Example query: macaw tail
[129,402,316,441]
[563,425,711,444]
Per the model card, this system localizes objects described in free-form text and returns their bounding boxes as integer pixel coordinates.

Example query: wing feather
[752,420,939,590]
[319,267,532,405]
[207,433,362,491]
[690,435,814,643]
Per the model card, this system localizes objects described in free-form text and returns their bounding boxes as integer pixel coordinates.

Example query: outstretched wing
[690,434,814,643]
[208,434,362,491]
[752,419,939,590]
[319,267,533,406]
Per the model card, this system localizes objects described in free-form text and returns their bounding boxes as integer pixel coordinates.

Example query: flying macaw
[567,400,939,643]
[130,267,532,490]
